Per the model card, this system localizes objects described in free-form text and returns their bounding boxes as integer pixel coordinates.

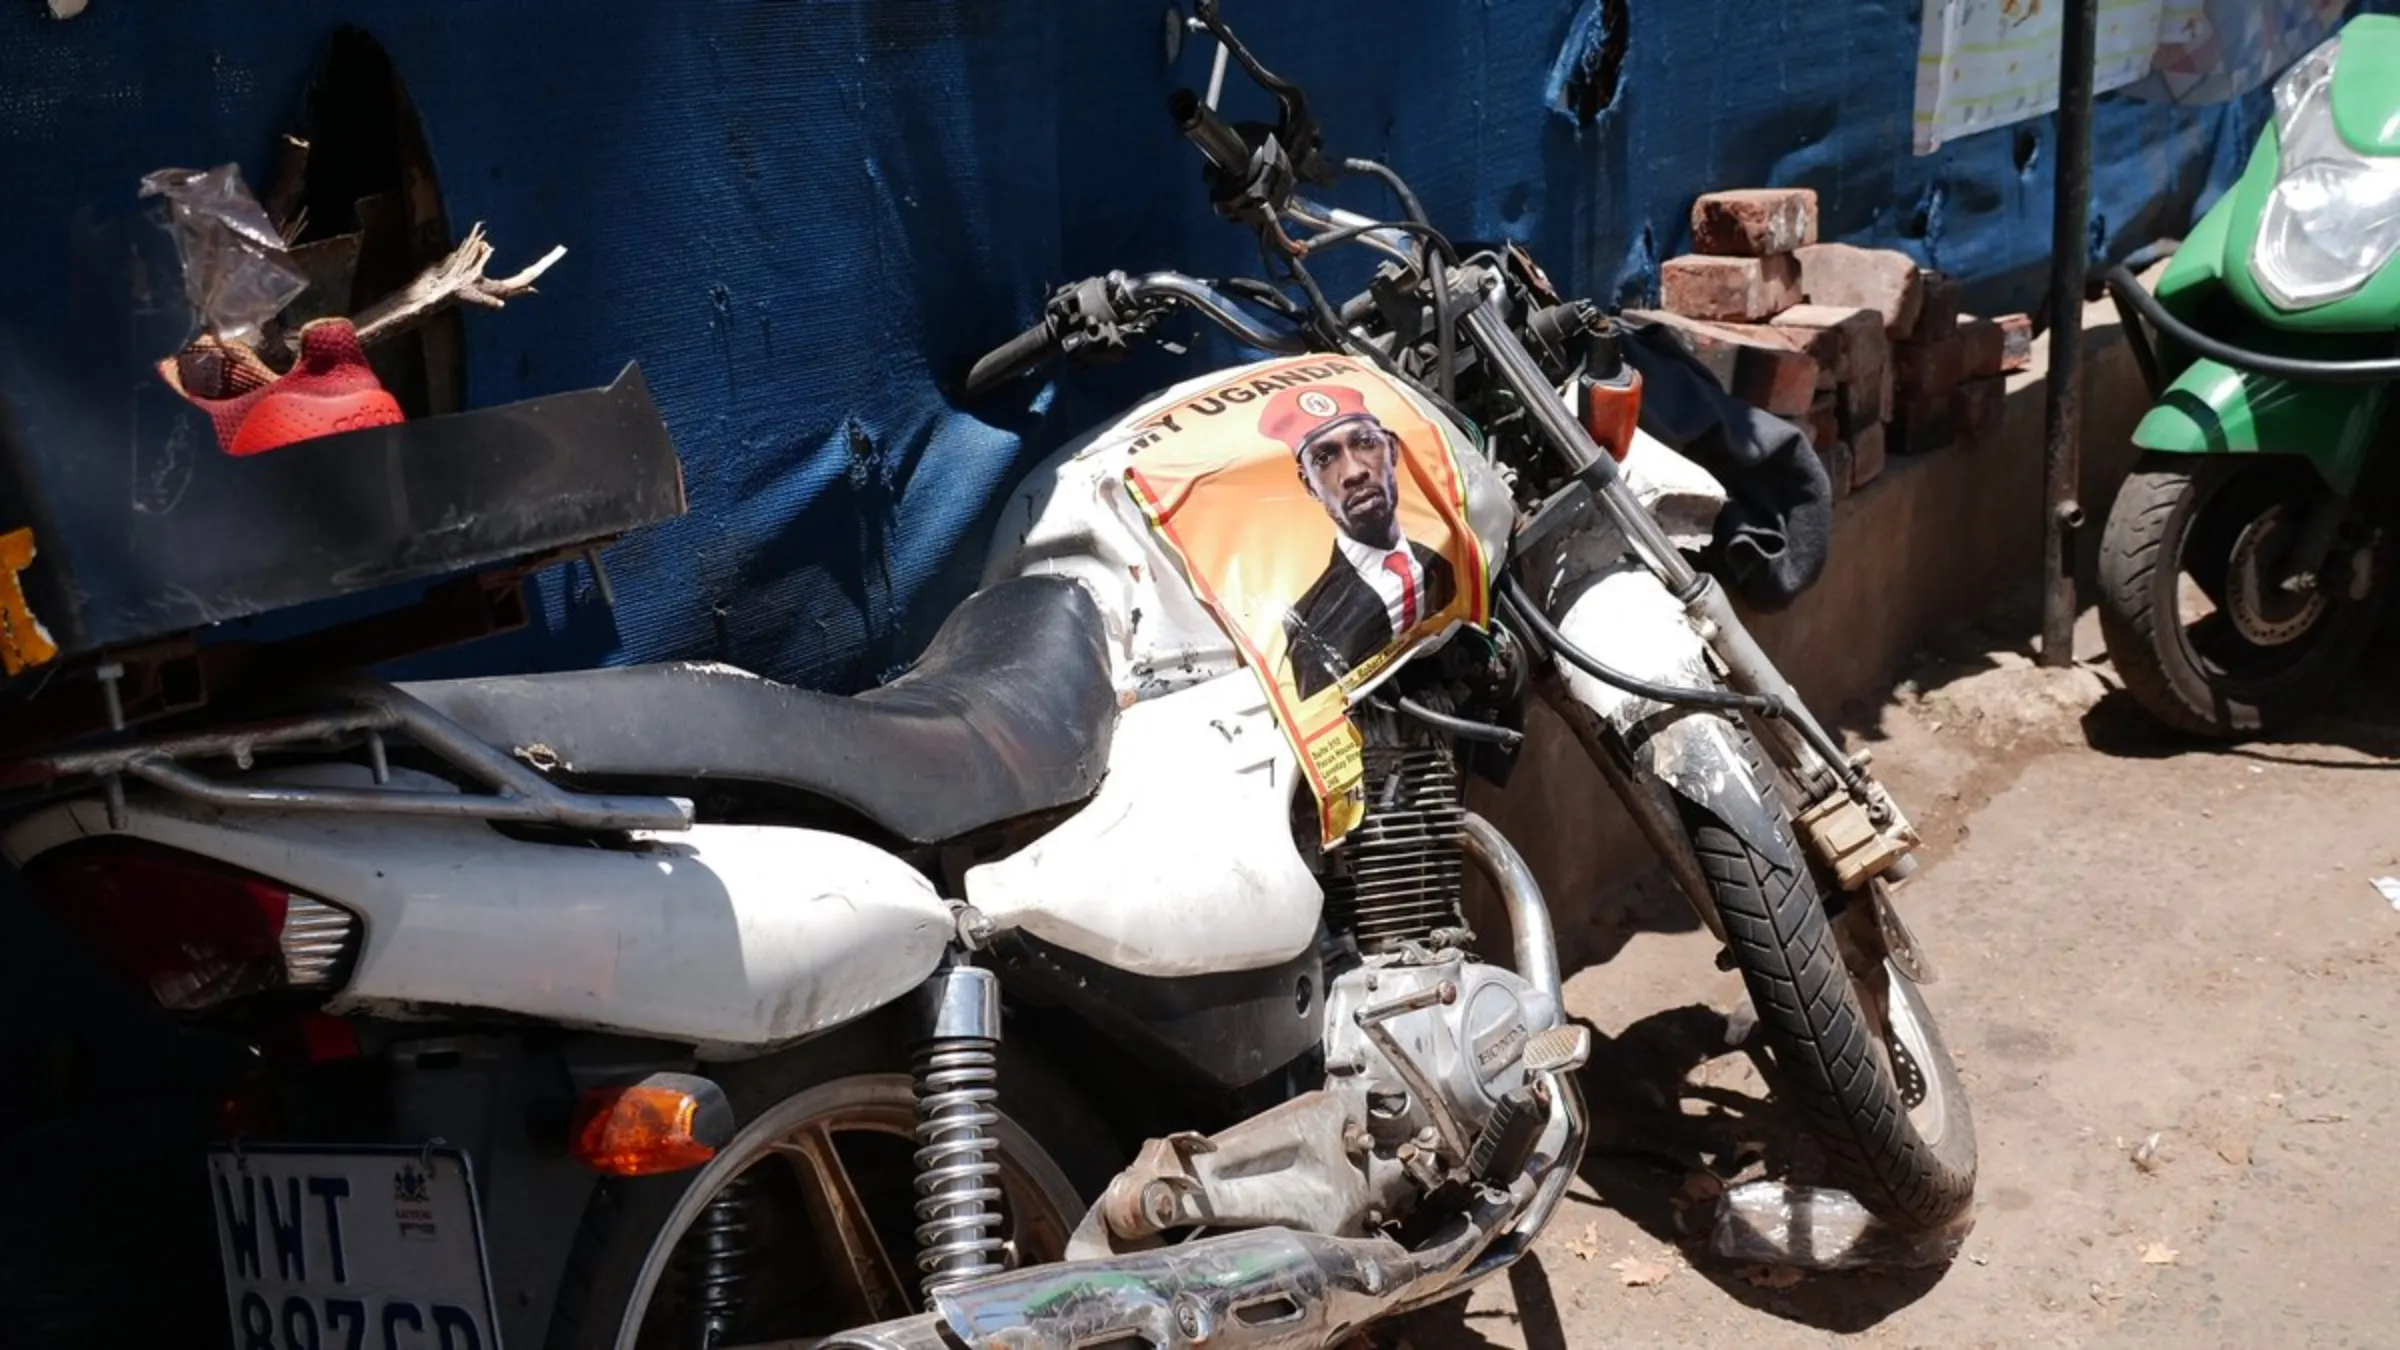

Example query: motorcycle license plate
[206,1145,502,1350]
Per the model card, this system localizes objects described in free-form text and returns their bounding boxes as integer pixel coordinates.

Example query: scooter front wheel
[2098,454,2391,737]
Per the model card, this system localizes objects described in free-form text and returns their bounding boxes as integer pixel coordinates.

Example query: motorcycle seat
[400,575,1117,844]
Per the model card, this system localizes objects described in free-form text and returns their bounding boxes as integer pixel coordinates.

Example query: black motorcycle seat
[401,575,1117,844]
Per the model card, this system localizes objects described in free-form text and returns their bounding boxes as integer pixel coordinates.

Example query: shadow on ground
[1566,1006,1950,1332]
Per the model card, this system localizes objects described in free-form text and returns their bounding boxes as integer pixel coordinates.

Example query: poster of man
[1121,354,1487,841]
[1268,382,1460,700]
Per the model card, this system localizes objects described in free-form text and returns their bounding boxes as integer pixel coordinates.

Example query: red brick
[1725,332,1819,415]
[1952,375,2006,446]
[1895,332,1965,403]
[1817,440,1854,503]
[1772,304,1885,385]
[1623,309,1741,388]
[1834,328,1893,433]
[1997,313,2034,372]
[1626,310,1818,413]
[1661,253,1802,322]
[1891,393,1955,455]
[1691,188,1819,257]
[1957,315,2007,378]
[1795,243,1923,336]
[1914,270,1962,339]
[1806,392,1840,451]
[1849,422,1887,490]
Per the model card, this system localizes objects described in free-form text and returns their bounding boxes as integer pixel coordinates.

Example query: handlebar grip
[961,317,1059,398]
[1169,88,1250,175]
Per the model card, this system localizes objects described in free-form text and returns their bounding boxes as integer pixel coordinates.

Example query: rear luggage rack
[0,674,693,833]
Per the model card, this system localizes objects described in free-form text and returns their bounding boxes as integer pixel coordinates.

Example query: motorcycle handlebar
[960,315,1060,399]
[960,273,1306,397]
[1169,88,1250,176]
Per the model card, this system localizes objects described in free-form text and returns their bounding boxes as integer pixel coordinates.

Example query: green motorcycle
[2102,17,2400,736]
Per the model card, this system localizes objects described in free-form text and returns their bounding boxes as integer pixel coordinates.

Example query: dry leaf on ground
[1566,1223,1601,1262]
[1612,1255,1675,1288]
[2215,1136,2252,1166]
[2140,1242,2180,1265]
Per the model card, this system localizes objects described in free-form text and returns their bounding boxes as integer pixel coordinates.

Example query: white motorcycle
[5,8,1970,1349]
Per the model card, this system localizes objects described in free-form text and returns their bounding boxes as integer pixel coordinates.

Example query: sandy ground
[1391,607,2400,1350]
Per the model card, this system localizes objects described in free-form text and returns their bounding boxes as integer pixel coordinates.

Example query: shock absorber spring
[675,1167,759,1350]
[911,963,1006,1302]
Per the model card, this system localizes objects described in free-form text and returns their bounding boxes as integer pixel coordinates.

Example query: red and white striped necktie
[1382,552,1420,630]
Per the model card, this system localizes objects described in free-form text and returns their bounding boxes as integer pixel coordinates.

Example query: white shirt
[1335,532,1425,636]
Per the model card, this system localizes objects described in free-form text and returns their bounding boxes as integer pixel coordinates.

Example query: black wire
[1372,693,1525,749]
[1497,572,1782,718]
[1298,217,1460,266]
[1497,572,1869,799]
[1316,166,1462,403]
[1336,156,1455,403]
[1336,156,1430,226]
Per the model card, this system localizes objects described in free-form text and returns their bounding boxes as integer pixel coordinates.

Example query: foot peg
[1520,1024,1591,1076]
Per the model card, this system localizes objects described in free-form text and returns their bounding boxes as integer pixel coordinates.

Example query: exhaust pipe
[760,825,1586,1350]
[746,1065,1587,1350]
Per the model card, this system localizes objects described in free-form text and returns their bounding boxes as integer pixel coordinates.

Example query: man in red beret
[1260,383,1456,699]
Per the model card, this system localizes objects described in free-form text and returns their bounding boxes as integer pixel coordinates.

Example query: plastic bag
[1710,1182,1972,1271]
[137,164,309,342]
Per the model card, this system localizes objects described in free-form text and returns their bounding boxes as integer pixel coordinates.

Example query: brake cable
[1496,574,1773,716]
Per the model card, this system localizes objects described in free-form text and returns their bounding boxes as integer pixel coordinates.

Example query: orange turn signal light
[1582,367,1644,463]
[570,1074,734,1177]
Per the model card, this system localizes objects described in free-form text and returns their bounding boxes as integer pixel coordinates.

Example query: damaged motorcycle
[4,7,1970,1349]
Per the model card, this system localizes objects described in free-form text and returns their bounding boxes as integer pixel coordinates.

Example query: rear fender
[1,766,955,1055]
[2134,357,2385,495]
[1547,564,1785,864]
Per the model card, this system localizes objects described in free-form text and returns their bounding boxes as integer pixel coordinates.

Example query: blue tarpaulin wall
[0,1,2351,690]
[0,5,2386,1340]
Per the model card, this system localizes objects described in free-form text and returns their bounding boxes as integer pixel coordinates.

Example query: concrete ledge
[1472,293,2150,956]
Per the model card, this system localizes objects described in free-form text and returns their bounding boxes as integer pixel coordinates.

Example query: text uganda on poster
[1123,355,1489,843]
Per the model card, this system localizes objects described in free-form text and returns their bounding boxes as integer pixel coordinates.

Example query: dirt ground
[1393,605,2400,1350]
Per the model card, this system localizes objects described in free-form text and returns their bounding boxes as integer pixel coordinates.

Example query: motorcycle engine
[1315,719,1548,1171]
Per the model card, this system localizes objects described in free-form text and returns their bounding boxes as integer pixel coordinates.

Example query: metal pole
[2039,0,2099,668]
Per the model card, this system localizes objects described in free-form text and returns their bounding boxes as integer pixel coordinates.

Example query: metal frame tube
[2041,0,2100,668]
[13,677,694,833]
[1457,813,1562,1014]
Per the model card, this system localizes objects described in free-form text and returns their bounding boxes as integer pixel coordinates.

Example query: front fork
[1529,552,1921,929]
[1460,294,1920,900]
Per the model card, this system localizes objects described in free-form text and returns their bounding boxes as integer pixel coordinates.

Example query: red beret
[1258,382,1373,456]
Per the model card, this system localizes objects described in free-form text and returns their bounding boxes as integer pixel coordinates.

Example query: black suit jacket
[1281,539,1457,700]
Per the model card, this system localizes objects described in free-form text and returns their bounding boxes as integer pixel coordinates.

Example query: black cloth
[1282,540,1456,699]
[1615,319,1835,611]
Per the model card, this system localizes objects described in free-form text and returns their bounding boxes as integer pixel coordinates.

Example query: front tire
[1678,733,1976,1231]
[545,1015,1116,1350]
[2098,454,2391,737]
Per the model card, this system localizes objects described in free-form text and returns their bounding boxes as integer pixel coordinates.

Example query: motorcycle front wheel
[1680,727,1977,1232]
[2098,453,2392,737]
[545,1016,1116,1350]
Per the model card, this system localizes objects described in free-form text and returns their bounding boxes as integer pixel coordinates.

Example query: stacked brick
[1628,188,2031,501]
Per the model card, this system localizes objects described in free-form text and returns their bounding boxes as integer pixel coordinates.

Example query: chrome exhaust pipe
[748,1067,1588,1350]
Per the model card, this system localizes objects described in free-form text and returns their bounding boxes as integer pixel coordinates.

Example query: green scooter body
[2134,14,2400,494]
